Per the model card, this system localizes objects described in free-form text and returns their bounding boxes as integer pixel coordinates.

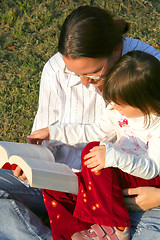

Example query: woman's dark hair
[103,51,160,125]
[58,6,129,58]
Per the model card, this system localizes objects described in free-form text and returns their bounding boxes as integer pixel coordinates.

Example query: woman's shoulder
[122,37,160,60]
[43,52,65,73]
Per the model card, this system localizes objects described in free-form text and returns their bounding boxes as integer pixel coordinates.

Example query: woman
[27,6,160,240]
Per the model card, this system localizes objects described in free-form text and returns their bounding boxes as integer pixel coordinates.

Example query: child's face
[113,103,144,118]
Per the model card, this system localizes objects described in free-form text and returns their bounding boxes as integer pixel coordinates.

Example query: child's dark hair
[103,51,160,125]
[58,5,129,58]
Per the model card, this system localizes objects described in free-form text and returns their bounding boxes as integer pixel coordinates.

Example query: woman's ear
[113,44,122,60]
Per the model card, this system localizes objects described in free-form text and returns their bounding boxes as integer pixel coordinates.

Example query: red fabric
[43,141,160,240]
[2,163,17,170]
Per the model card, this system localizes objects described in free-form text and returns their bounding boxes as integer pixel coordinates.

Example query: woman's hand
[84,145,106,172]
[13,127,50,180]
[27,127,50,145]
[13,165,27,180]
[123,186,160,211]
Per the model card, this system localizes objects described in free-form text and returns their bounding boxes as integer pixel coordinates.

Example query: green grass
[0,0,160,142]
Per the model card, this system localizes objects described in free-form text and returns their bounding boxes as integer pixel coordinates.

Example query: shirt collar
[67,77,100,93]
[66,75,81,87]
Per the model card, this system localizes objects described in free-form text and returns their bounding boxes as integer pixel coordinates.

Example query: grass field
[0,0,160,142]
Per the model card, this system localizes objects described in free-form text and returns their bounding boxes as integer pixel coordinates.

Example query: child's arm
[85,139,160,179]
[48,107,116,145]
[29,106,116,146]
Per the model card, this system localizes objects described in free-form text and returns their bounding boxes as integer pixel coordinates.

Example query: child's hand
[84,145,106,172]
[27,127,49,145]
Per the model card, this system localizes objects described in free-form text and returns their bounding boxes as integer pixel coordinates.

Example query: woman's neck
[98,85,103,92]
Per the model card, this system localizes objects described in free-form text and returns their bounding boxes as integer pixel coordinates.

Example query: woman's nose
[80,76,91,85]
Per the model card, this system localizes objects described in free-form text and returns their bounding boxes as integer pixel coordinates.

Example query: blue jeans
[0,169,52,240]
[129,208,160,240]
[0,169,160,240]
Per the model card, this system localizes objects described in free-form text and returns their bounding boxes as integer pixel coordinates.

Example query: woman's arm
[32,61,61,132]
[123,186,160,211]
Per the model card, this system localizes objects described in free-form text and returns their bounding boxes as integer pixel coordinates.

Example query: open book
[0,141,78,194]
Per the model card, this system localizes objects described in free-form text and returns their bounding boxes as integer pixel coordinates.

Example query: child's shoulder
[148,116,160,137]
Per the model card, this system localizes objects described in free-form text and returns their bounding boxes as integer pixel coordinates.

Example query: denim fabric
[0,169,46,215]
[0,199,52,240]
[0,169,52,240]
[0,169,160,240]
[129,208,160,240]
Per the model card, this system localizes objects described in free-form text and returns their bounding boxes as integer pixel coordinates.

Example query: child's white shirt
[49,104,160,179]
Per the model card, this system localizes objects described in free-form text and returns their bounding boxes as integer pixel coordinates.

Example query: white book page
[9,155,78,193]
[0,141,55,164]
[10,155,75,176]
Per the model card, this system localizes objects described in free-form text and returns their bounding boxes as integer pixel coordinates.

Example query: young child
[28,51,160,240]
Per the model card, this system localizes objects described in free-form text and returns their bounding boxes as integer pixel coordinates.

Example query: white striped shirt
[32,37,160,169]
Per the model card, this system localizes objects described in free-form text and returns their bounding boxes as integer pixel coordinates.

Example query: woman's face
[63,49,121,89]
